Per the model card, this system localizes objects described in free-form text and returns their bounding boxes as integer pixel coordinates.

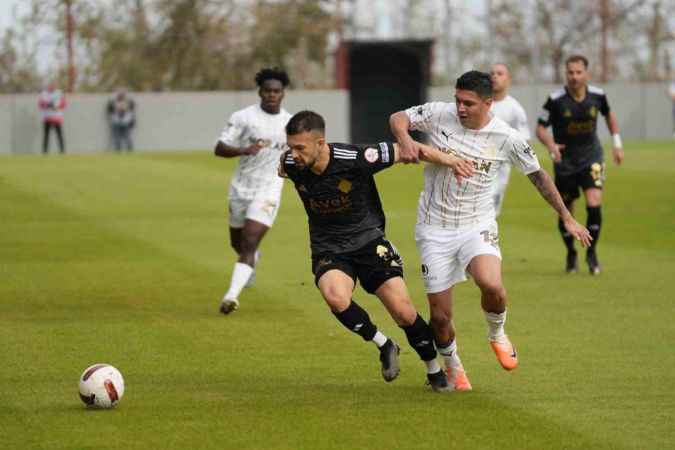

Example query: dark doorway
[344,40,432,143]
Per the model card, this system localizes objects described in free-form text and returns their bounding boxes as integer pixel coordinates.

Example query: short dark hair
[565,54,589,68]
[286,110,325,136]
[455,70,493,99]
[255,67,290,87]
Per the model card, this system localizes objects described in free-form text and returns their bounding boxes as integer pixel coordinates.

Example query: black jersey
[538,85,610,175]
[283,142,396,256]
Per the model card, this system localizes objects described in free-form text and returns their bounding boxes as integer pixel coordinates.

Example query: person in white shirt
[390,70,591,390]
[215,68,292,314]
[489,63,531,215]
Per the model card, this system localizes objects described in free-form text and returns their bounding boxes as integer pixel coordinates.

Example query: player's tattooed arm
[527,169,592,247]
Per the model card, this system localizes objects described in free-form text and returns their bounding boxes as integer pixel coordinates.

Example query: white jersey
[217,104,292,198]
[490,95,530,140]
[406,102,540,229]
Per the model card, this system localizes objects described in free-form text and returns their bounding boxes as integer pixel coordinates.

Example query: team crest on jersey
[338,179,352,193]
[563,109,572,118]
[589,106,597,118]
[364,147,379,163]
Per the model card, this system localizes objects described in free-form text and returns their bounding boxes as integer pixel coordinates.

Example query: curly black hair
[255,67,290,87]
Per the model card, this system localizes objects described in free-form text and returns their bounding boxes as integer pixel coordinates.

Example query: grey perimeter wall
[0,83,672,154]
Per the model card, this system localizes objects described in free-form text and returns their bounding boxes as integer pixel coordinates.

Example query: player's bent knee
[478,280,506,299]
[320,287,351,313]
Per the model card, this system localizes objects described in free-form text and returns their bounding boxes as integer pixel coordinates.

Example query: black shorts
[311,237,404,294]
[554,162,605,203]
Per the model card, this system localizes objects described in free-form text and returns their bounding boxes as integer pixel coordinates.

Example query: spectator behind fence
[107,88,136,151]
[38,82,66,154]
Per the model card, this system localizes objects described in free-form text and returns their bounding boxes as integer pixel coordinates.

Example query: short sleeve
[405,102,445,133]
[537,98,553,127]
[599,94,610,116]
[514,103,531,140]
[217,111,246,147]
[355,142,396,175]
[508,135,540,175]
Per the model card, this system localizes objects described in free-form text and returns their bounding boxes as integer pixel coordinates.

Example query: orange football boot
[490,336,518,371]
[446,365,472,391]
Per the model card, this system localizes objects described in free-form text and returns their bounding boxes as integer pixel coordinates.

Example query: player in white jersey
[214,68,292,314]
[489,63,531,216]
[390,70,591,390]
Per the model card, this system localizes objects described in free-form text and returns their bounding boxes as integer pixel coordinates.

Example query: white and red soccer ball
[78,364,125,408]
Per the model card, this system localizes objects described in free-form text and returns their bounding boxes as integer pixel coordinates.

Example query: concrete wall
[0,83,671,154]
[0,90,350,154]
[430,83,674,142]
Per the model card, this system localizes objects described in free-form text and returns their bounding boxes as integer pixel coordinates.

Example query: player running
[390,70,592,391]
[489,63,531,216]
[536,55,624,275]
[279,110,474,392]
[215,68,292,314]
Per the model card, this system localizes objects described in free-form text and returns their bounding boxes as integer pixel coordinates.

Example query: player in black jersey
[536,55,624,275]
[279,110,474,392]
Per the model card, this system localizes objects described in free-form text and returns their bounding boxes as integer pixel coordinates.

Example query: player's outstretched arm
[391,142,474,179]
[214,141,263,158]
[527,169,592,247]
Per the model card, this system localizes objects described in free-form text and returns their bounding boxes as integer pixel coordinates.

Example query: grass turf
[1,141,673,449]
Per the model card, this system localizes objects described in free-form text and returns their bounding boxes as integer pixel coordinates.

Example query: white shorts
[228,188,282,228]
[415,221,501,293]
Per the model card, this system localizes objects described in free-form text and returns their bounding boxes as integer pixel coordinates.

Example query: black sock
[558,218,576,254]
[401,314,437,362]
[586,206,602,253]
[333,300,377,341]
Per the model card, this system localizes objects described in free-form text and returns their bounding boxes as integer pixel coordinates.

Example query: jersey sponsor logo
[309,195,352,214]
[379,142,390,163]
[441,130,450,140]
[567,120,595,135]
[471,159,493,174]
[338,179,352,193]
[563,109,572,118]
[364,147,379,163]
[523,145,535,157]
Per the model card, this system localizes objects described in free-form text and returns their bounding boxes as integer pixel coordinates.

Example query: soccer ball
[78,363,125,408]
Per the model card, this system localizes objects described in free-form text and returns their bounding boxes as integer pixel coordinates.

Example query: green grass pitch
[1,141,673,450]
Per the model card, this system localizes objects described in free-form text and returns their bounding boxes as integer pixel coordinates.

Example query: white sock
[437,339,463,369]
[372,331,387,348]
[424,359,442,374]
[224,262,254,300]
[484,310,507,342]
